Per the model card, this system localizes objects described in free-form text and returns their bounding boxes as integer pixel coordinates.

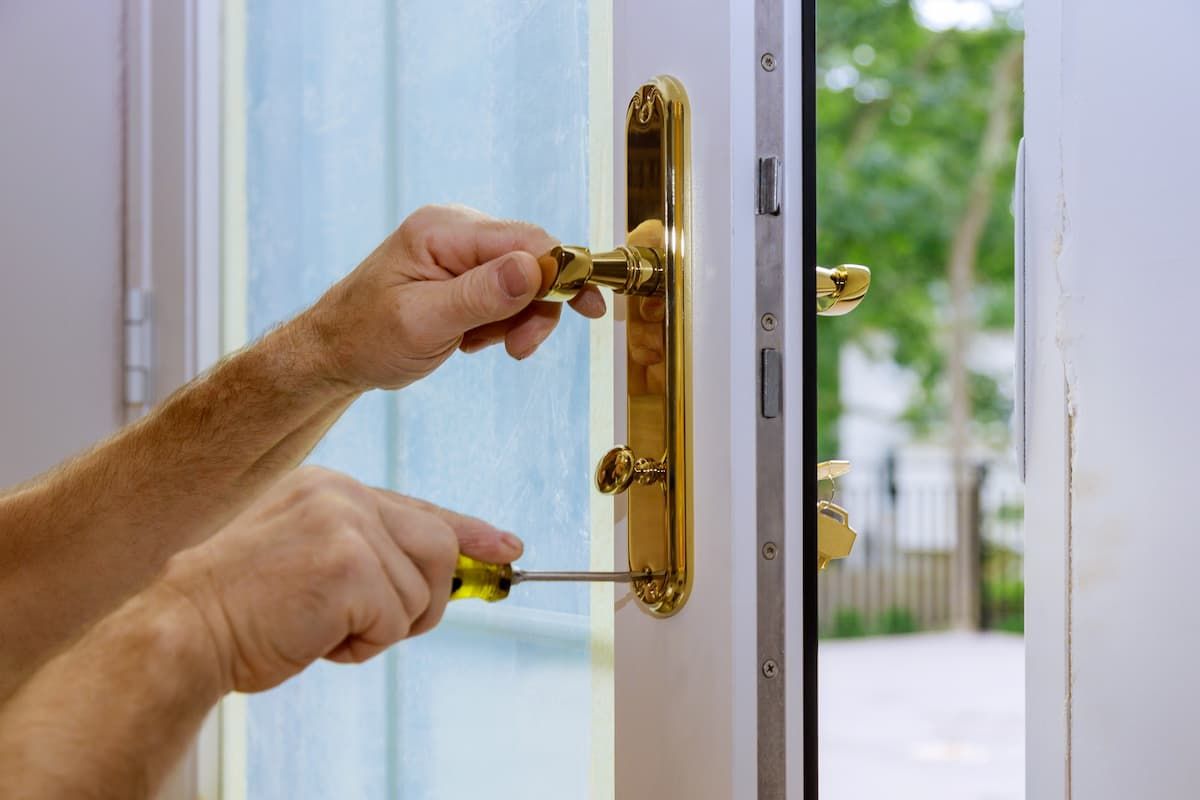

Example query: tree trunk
[948,41,1023,630]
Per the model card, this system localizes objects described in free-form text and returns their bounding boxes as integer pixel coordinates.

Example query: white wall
[0,1,124,486]
[1025,2,1200,796]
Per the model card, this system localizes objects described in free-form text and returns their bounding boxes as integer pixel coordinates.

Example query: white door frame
[1024,3,1200,798]
[123,0,222,797]
[133,1,815,797]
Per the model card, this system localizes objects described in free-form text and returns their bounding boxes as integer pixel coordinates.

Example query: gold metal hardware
[536,76,692,616]
[537,245,665,301]
[816,264,869,572]
[595,445,667,495]
[816,264,871,316]
[817,459,851,482]
[817,500,857,571]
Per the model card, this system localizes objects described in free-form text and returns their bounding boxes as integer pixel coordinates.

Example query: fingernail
[498,256,532,299]
[501,533,523,551]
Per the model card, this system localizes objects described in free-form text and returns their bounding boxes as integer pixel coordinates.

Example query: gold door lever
[537,245,666,300]
[817,264,872,316]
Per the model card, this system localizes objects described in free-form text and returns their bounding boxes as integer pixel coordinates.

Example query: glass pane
[224,1,607,797]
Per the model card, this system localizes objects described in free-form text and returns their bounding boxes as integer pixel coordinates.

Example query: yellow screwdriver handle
[450,554,514,602]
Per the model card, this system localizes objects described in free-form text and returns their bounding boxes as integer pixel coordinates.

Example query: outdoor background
[816,1,1025,797]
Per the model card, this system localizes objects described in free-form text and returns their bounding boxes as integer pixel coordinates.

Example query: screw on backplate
[762,659,779,679]
[761,313,777,331]
[762,542,778,560]
[760,52,777,72]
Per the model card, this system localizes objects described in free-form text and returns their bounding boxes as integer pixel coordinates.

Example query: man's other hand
[300,204,607,391]
[158,466,522,694]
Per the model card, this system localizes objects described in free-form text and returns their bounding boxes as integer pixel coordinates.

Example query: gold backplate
[624,76,692,616]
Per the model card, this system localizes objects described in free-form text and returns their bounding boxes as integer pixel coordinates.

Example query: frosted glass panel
[232,1,597,797]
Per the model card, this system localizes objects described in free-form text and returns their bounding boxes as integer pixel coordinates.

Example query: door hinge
[756,156,781,216]
[124,288,152,407]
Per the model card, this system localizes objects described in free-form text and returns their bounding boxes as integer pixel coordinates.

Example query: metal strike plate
[537,76,692,617]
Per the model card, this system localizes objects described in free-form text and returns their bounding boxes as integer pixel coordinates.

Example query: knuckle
[290,464,335,493]
[291,468,368,508]
[320,528,371,582]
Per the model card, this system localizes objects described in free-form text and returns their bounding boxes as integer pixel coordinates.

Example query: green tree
[817,0,1023,459]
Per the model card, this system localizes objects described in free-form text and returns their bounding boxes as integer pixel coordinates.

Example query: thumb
[413,251,542,341]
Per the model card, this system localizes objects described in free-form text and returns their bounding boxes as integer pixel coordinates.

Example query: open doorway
[816,2,1024,797]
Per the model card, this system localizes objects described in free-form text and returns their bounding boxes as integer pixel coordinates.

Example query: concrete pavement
[819,632,1024,799]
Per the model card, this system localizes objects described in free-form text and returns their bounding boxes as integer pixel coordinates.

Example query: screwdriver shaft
[511,570,648,584]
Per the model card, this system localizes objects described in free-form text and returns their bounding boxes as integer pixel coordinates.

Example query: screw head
[762,542,778,560]
[762,659,779,679]
[761,313,777,331]
[761,52,777,72]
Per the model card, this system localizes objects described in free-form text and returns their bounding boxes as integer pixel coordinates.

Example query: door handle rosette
[535,76,692,617]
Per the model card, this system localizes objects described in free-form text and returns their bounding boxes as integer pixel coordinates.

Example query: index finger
[407,205,558,277]
[375,488,524,564]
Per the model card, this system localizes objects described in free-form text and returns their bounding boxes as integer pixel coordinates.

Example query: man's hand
[302,204,606,391]
[160,465,521,694]
[0,465,516,797]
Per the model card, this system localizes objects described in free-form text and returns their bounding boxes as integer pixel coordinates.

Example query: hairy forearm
[0,580,226,799]
[0,314,357,695]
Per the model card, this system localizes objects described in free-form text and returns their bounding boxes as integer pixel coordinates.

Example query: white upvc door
[135,1,815,798]
[612,2,814,799]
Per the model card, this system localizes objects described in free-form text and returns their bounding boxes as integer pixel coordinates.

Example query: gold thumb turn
[595,446,667,495]
[536,245,666,301]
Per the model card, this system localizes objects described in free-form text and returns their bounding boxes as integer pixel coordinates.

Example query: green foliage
[982,577,1024,633]
[984,578,1024,609]
[816,0,1024,456]
[826,607,868,638]
[875,605,919,634]
[822,605,922,638]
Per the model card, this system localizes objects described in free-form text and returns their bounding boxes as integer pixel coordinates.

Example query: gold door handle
[532,76,693,617]
[537,245,665,300]
[817,264,871,316]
